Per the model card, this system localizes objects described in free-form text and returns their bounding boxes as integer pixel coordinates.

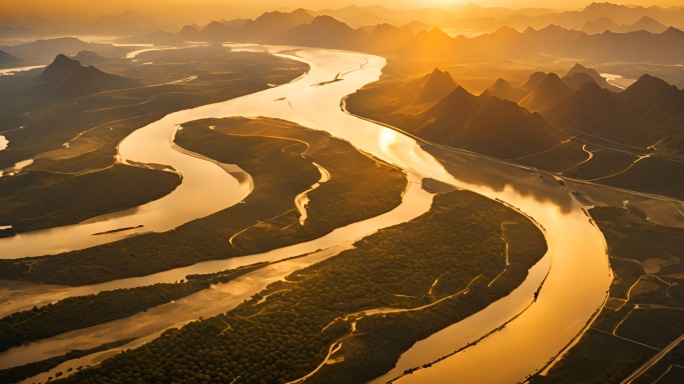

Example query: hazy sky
[3,0,681,21]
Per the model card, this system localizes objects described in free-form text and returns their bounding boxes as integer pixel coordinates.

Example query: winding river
[0,45,615,383]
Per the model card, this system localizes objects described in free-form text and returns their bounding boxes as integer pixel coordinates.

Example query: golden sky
[2,0,681,21]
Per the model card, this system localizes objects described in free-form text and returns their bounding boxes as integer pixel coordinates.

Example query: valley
[0,2,683,383]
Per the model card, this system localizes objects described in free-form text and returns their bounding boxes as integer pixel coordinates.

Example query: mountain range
[0,37,129,65]
[115,9,684,65]
[0,50,22,68]
[304,2,684,33]
[348,64,684,161]
[346,68,566,160]
[581,16,668,34]
[30,54,139,99]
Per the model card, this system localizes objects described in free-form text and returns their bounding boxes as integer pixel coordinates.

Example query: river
[0,65,46,76]
[1,45,613,383]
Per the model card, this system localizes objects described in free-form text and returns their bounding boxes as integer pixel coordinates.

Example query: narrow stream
[295,162,331,225]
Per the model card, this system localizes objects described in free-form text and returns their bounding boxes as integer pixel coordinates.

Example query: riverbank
[0,117,406,286]
[52,190,547,384]
[0,46,309,249]
[530,206,684,383]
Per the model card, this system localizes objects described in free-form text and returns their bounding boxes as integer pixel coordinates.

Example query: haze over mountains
[2,2,683,41]
[29,54,139,99]
[346,63,684,199]
[0,50,22,68]
[0,37,128,66]
[349,63,684,160]
[102,7,684,68]
[346,68,566,160]
[0,2,683,384]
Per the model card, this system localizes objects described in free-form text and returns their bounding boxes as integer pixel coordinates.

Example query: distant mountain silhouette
[114,7,684,65]
[77,10,171,36]
[31,54,139,99]
[400,27,456,54]
[522,24,584,50]
[281,15,368,48]
[629,16,668,34]
[520,73,571,112]
[0,50,22,68]
[567,27,684,63]
[178,25,200,40]
[367,23,415,52]
[348,67,456,116]
[70,51,109,66]
[201,21,238,42]
[0,25,35,39]
[240,9,315,42]
[562,71,598,90]
[562,63,620,91]
[403,20,432,34]
[482,78,526,102]
[521,72,548,93]
[411,86,564,159]
[541,74,684,151]
[347,71,565,159]
[576,2,684,27]
[414,68,458,104]
[584,16,669,34]
[1,37,126,65]
[308,4,393,28]
[581,17,620,34]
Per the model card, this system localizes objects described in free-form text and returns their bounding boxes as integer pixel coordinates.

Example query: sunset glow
[0,1,682,383]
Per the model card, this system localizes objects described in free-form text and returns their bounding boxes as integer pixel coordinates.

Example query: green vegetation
[0,46,309,235]
[0,282,207,352]
[516,140,589,172]
[601,157,684,200]
[0,117,405,285]
[56,190,547,384]
[347,71,683,200]
[531,207,684,383]
[0,339,135,384]
[633,343,684,384]
[0,261,269,360]
[0,165,180,236]
[562,148,637,180]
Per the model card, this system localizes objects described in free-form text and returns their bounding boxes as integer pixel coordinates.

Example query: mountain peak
[495,26,521,35]
[426,27,451,39]
[414,68,457,103]
[180,24,199,33]
[35,54,138,99]
[624,74,678,97]
[537,73,570,91]
[447,85,476,102]
[520,73,571,112]
[521,71,547,93]
[563,63,621,91]
[0,50,23,67]
[486,78,526,102]
[663,26,684,35]
[71,50,108,66]
[291,8,312,17]
[567,63,589,72]
[40,54,81,81]
[53,53,75,64]
[311,15,343,24]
